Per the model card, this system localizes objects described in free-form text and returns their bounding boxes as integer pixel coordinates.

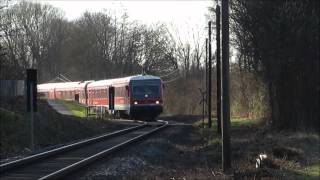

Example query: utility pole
[205,38,208,110]
[199,88,206,129]
[208,21,212,128]
[221,0,231,172]
[216,4,222,135]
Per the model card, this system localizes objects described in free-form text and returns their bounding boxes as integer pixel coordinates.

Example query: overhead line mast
[221,0,231,172]
[208,21,212,128]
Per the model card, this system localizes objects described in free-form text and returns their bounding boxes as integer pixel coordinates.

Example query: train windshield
[131,80,161,98]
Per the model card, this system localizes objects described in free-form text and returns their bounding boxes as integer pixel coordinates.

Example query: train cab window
[132,84,160,98]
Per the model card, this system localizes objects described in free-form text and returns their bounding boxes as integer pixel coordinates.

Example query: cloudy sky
[36,0,213,47]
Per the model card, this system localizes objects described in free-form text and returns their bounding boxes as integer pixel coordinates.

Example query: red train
[38,75,164,120]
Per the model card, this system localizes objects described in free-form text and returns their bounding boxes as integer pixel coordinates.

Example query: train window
[102,89,105,98]
[114,87,118,97]
[121,87,124,96]
[132,85,160,98]
[116,87,119,97]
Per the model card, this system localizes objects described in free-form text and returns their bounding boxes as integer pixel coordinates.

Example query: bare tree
[1,1,64,80]
[231,0,320,130]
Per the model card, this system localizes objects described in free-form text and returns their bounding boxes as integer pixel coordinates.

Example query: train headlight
[156,100,159,104]
[134,101,138,105]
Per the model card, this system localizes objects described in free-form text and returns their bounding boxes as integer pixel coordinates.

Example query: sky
[35,0,214,48]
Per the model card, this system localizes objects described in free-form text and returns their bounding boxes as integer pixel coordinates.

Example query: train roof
[38,82,81,92]
[87,75,161,88]
[131,75,161,81]
[37,75,161,91]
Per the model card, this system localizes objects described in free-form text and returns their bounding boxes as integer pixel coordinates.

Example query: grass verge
[193,117,259,130]
[294,163,320,179]
[57,100,86,118]
[0,99,131,160]
[193,117,319,179]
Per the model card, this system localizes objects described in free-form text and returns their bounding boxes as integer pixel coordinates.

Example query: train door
[125,85,130,104]
[75,94,79,102]
[109,86,115,110]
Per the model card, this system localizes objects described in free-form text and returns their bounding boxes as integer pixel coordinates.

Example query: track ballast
[0,121,168,180]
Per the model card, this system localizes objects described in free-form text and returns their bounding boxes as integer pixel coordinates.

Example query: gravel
[68,119,214,180]
[85,156,146,179]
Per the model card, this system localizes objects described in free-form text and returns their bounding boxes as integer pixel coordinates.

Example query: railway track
[0,120,168,180]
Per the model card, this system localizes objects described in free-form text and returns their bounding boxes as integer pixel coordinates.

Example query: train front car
[129,75,163,120]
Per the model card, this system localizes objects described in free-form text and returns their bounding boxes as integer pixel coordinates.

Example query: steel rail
[39,120,168,180]
[0,123,146,173]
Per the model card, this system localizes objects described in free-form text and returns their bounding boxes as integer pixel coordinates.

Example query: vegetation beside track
[194,118,320,179]
[0,107,29,159]
[56,100,87,118]
[0,99,132,160]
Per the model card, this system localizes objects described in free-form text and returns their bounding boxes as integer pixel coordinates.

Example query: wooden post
[208,21,212,128]
[26,69,37,151]
[221,0,231,172]
[216,4,222,135]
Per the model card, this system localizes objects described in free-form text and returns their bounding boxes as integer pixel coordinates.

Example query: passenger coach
[38,75,164,120]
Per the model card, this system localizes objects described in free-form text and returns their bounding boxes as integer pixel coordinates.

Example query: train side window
[114,87,118,97]
[117,87,120,97]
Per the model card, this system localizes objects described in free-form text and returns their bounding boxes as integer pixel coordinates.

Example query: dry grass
[0,99,132,160]
[195,118,320,179]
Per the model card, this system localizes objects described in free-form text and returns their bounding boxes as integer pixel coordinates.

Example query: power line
[159,68,180,78]
[59,74,72,82]
[162,73,182,84]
